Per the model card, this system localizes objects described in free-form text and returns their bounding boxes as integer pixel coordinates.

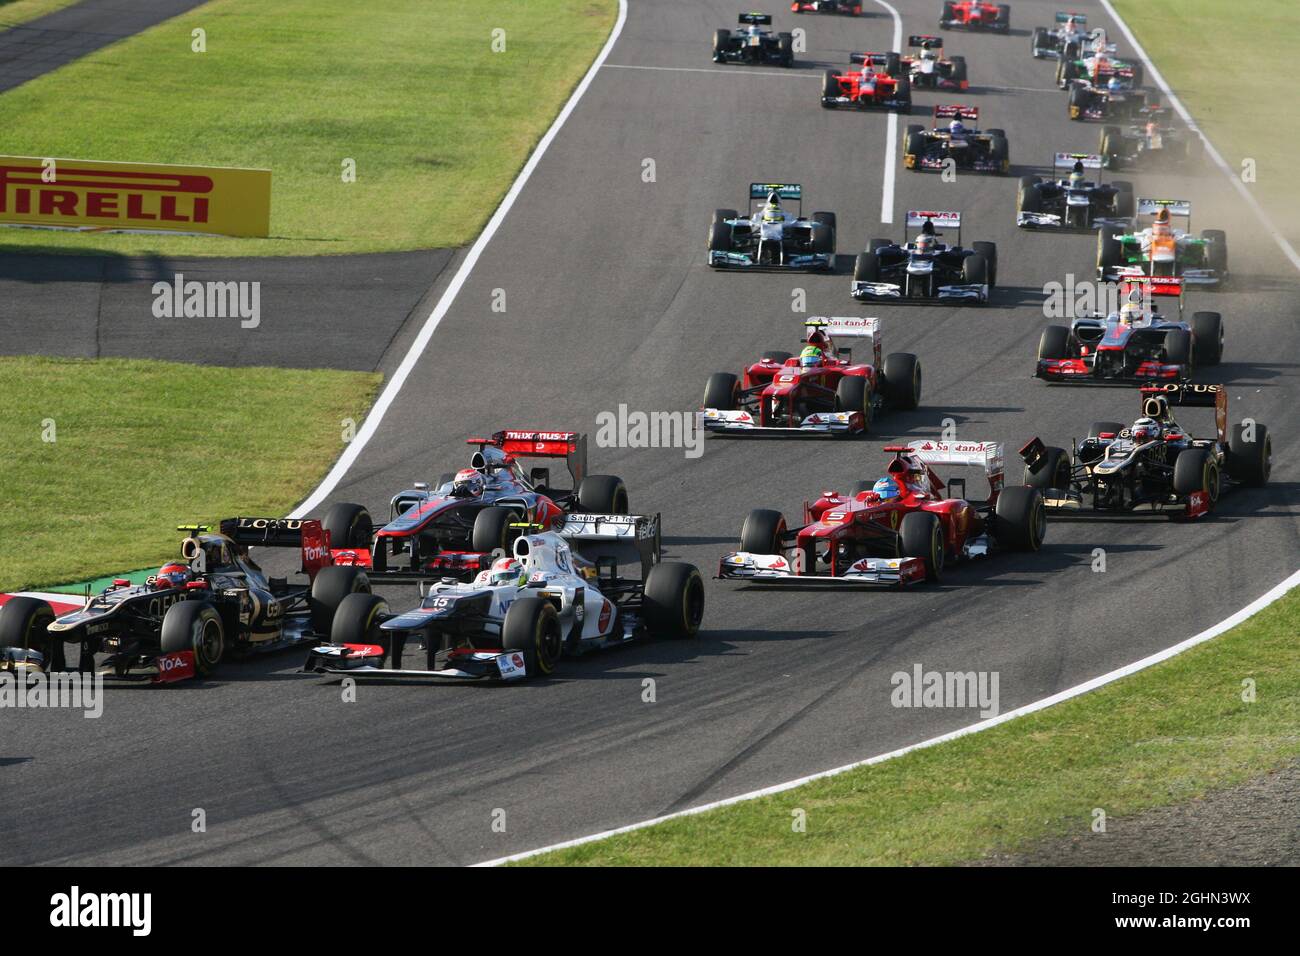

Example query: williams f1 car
[709,183,836,271]
[0,519,370,682]
[1100,106,1203,169]
[719,440,1045,586]
[903,35,969,90]
[307,514,704,681]
[1097,199,1228,287]
[904,105,1009,174]
[822,53,911,112]
[713,13,795,67]
[1016,152,1134,230]
[1021,383,1270,518]
[940,1,1010,33]
[701,317,922,436]
[1030,11,1091,58]
[792,0,861,14]
[852,210,997,303]
[1036,277,1223,383]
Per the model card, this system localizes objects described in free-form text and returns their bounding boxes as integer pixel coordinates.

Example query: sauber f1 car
[940,1,1010,33]
[709,183,836,271]
[1097,199,1228,287]
[1016,152,1134,230]
[307,514,704,681]
[1100,106,1203,169]
[719,440,1045,586]
[792,0,862,14]
[713,13,795,67]
[903,35,968,90]
[904,105,1009,175]
[852,210,997,304]
[1021,383,1270,519]
[822,53,911,112]
[701,317,921,436]
[321,429,630,584]
[0,519,371,682]
[1031,11,1091,59]
[1036,277,1223,383]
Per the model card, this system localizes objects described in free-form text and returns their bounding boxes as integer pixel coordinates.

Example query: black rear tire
[1227,424,1270,487]
[1024,446,1070,491]
[993,486,1047,551]
[740,509,786,555]
[577,474,630,514]
[881,352,921,409]
[159,601,225,677]
[898,512,944,582]
[1191,311,1223,365]
[643,562,705,638]
[1164,328,1192,368]
[704,371,739,410]
[322,502,373,550]
[1097,230,1123,272]
[501,598,562,676]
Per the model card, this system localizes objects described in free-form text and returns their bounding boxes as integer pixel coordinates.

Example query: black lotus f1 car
[713,13,794,67]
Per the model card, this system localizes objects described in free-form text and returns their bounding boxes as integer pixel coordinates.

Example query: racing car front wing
[822,94,910,111]
[709,250,833,271]
[1100,266,1224,287]
[702,408,866,436]
[307,643,529,681]
[717,551,927,586]
[1017,211,1133,230]
[1036,357,1186,383]
[851,280,988,303]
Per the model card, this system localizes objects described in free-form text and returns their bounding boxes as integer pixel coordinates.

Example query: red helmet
[154,562,193,590]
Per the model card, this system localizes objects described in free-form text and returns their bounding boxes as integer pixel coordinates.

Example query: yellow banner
[0,156,271,237]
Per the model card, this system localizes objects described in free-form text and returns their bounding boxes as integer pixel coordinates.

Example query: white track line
[478,567,1300,866]
[603,63,811,79]
[874,0,902,224]
[1099,0,1300,275]
[288,0,630,518]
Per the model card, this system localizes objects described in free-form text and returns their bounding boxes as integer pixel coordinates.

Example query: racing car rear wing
[1120,275,1183,305]
[933,104,978,123]
[200,517,333,576]
[849,52,892,67]
[466,429,587,486]
[1054,151,1103,171]
[908,34,943,49]
[739,13,772,24]
[1055,11,1086,23]
[551,512,662,582]
[1137,198,1191,221]
[749,182,802,200]
[1139,384,1227,442]
[805,316,880,365]
[905,209,962,245]
[897,440,1005,498]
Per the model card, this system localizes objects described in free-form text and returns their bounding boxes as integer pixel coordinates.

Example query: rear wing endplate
[212,517,331,577]
[739,13,772,25]
[1054,151,1103,171]
[467,430,587,485]
[554,512,662,581]
[934,104,978,122]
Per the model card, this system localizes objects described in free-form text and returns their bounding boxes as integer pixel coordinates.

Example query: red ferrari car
[940,0,1010,32]
[792,0,862,13]
[822,53,911,112]
[719,440,1046,585]
[702,317,921,436]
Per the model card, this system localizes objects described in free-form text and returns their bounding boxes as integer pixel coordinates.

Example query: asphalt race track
[3,0,1297,865]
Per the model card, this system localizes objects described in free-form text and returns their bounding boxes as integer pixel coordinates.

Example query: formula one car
[1036,277,1224,383]
[903,105,1009,175]
[1100,106,1202,169]
[822,53,912,112]
[1021,383,1270,518]
[1097,199,1228,287]
[307,513,704,681]
[902,35,968,90]
[713,13,795,67]
[1056,34,1143,90]
[701,317,922,436]
[852,210,997,303]
[940,1,1010,33]
[1016,152,1134,230]
[1066,77,1148,123]
[718,440,1045,586]
[1030,11,1092,58]
[792,0,861,14]
[0,519,370,682]
[709,183,836,271]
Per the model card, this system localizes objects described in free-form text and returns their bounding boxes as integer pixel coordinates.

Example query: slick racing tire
[1017,182,1042,215]
[1037,325,1071,361]
[0,596,60,671]
[1030,27,1048,56]
[1191,311,1224,366]
[948,56,967,84]
[834,375,871,431]
[810,221,835,257]
[993,486,1047,552]
[894,75,911,113]
[330,593,391,660]
[778,35,794,68]
[712,207,738,226]
[1097,230,1123,273]
[853,250,880,283]
[899,512,944,582]
[987,135,1010,174]
[868,237,892,253]
[812,211,837,233]
[712,29,732,62]
[971,241,998,287]
[309,565,371,636]
[1201,229,1228,280]
[822,70,840,103]
[159,601,225,677]
[322,502,373,550]
[502,597,562,676]
[1100,126,1121,167]
[1163,328,1193,369]
[740,509,786,556]
[704,371,740,410]
[708,220,731,257]
[1227,423,1271,487]
[885,52,902,76]
[1088,421,1125,440]
[881,352,922,410]
[1067,83,1090,119]
[471,505,522,554]
[643,562,705,639]
[1024,446,1070,491]
[1112,182,1136,219]
[962,253,989,287]
[1172,447,1220,507]
[577,474,630,514]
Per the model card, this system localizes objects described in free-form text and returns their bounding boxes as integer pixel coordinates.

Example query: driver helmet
[799,345,823,367]
[451,468,485,498]
[486,556,524,587]
[921,48,938,61]
[1130,417,1160,444]
[154,562,193,590]
[805,327,831,351]
[762,191,783,222]
[948,119,964,136]
[1107,76,1123,92]
[873,477,902,500]
[1068,161,1085,188]
[1151,206,1172,238]
[915,232,936,254]
[1119,300,1143,325]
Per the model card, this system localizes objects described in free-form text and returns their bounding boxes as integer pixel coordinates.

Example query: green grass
[0,0,617,257]
[1111,0,1299,241]
[0,0,83,29]
[0,357,380,592]
[523,587,1300,865]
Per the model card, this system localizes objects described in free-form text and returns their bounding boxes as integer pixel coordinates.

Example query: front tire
[993,486,1047,551]
[740,509,786,556]
[0,596,59,670]
[159,601,225,677]
[704,371,739,410]
[1024,446,1070,491]
[643,562,705,638]
[898,511,944,582]
[501,598,562,676]
[1191,311,1223,365]
[834,375,871,431]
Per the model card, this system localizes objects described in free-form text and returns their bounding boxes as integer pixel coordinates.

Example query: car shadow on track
[1212,361,1300,385]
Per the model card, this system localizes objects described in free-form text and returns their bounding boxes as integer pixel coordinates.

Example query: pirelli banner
[0,156,271,237]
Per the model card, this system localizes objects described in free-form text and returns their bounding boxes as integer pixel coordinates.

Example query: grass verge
[0,0,83,30]
[0,357,380,592]
[0,0,617,257]
[522,585,1300,865]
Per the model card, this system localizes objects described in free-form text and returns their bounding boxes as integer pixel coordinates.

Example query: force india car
[701,317,922,436]
[792,0,861,14]
[902,35,969,90]
[1016,152,1134,230]
[1036,276,1224,383]
[852,210,997,304]
[940,1,1010,33]
[307,513,704,681]
[822,53,912,113]
[1056,33,1143,91]
[1021,383,1270,519]
[0,519,370,682]
[1100,106,1202,169]
[713,13,795,67]
[709,183,836,271]
[718,440,1045,586]
[904,105,1009,175]
[1097,199,1228,287]
[1030,11,1092,58]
